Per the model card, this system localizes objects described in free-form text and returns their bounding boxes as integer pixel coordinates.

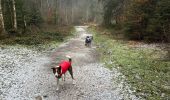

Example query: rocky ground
[0,26,139,100]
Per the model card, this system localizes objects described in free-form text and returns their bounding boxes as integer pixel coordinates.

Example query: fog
[38,0,103,25]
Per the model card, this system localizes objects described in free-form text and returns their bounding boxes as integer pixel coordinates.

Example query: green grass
[89,27,170,100]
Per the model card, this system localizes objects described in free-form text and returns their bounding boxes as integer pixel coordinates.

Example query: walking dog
[85,36,93,47]
[51,56,74,90]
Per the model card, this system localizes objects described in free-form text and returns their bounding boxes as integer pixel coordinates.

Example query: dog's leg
[62,75,64,81]
[68,66,75,84]
[62,74,66,81]
[68,66,74,79]
[56,78,59,91]
[64,74,66,81]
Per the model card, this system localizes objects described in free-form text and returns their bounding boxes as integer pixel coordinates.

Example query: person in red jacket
[52,56,74,90]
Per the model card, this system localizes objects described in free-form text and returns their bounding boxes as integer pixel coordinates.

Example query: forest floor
[0,26,139,100]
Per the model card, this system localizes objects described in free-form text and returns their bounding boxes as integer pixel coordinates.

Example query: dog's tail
[66,55,72,62]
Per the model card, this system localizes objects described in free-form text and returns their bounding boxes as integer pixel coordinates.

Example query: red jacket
[59,61,71,74]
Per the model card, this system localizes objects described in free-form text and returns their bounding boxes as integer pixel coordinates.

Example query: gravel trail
[0,26,138,100]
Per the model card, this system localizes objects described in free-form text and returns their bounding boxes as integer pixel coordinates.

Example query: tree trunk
[47,0,49,8]
[86,8,89,22]
[7,0,14,28]
[65,7,68,25]
[71,0,74,24]
[55,0,58,24]
[12,0,17,30]
[0,0,5,33]
[58,0,61,25]
[24,15,27,29]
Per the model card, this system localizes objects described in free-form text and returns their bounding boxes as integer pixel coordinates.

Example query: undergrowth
[0,26,75,46]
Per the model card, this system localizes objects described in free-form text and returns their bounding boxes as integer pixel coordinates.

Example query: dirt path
[0,26,138,100]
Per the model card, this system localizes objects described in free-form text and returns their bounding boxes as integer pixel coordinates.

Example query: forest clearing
[0,0,170,100]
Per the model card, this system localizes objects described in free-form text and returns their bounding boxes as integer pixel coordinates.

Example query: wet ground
[0,26,139,100]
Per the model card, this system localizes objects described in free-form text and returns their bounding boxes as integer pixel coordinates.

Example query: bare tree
[0,0,5,33]
[12,0,17,30]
